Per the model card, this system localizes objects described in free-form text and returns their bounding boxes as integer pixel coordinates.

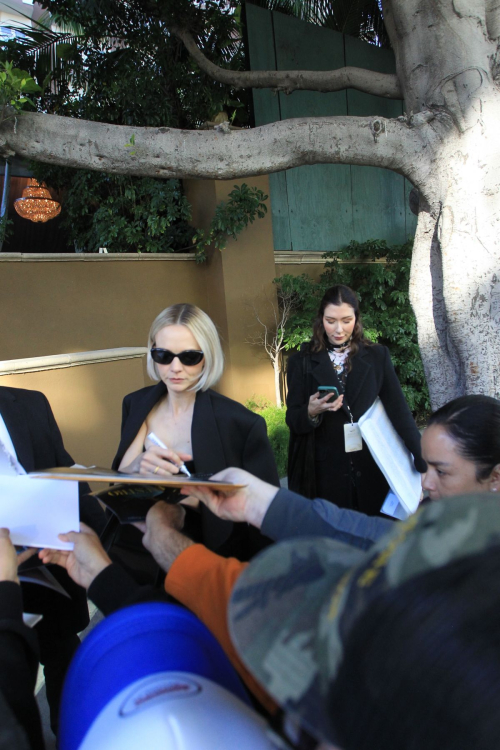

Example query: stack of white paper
[0,438,78,549]
[358,398,422,520]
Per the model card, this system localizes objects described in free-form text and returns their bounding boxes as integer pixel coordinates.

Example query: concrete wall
[274,252,325,283]
[0,176,282,467]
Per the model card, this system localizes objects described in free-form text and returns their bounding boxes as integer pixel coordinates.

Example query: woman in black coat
[286,285,425,516]
[113,303,279,559]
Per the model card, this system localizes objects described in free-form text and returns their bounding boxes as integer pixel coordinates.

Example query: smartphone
[318,385,339,400]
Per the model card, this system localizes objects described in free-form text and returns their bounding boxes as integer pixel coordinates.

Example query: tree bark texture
[0,1,498,404]
[386,0,500,405]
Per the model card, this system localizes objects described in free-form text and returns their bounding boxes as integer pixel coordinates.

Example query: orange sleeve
[165,544,277,715]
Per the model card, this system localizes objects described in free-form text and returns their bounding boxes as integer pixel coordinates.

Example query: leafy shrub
[192,184,268,262]
[246,397,288,478]
[0,61,41,123]
[276,238,430,422]
[30,165,268,259]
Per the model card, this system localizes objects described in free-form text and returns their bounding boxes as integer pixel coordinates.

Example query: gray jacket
[261,488,393,551]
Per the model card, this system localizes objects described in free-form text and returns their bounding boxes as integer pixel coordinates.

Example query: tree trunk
[274,357,282,408]
[386,0,500,404]
[410,204,466,408]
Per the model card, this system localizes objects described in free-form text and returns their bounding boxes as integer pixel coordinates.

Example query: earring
[491,487,498,493]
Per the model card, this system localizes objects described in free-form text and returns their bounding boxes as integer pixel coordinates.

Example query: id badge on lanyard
[344,422,362,452]
[332,367,362,452]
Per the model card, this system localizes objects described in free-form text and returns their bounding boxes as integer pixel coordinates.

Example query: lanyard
[330,362,355,425]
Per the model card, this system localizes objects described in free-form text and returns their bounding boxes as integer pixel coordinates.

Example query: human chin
[328,332,348,344]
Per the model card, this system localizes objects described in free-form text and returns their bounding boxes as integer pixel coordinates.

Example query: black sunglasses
[150,348,204,366]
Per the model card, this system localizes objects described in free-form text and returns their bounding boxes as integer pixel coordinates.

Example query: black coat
[113,383,280,553]
[0,582,43,750]
[286,343,425,516]
[0,386,90,636]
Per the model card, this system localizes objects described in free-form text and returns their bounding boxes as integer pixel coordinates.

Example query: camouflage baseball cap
[228,494,500,745]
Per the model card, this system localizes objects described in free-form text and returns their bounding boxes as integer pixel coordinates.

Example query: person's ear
[488,464,500,493]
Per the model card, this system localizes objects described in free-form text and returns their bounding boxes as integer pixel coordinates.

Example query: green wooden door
[245,5,416,251]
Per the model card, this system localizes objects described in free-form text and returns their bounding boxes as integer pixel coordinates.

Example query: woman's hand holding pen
[119,445,192,476]
[308,391,344,418]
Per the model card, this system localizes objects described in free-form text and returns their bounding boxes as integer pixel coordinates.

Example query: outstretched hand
[39,523,112,590]
[181,468,280,529]
[0,528,36,584]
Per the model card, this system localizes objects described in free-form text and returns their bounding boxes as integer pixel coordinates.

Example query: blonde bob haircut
[147,303,224,391]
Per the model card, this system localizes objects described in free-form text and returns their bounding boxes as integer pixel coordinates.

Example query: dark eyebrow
[426,459,452,467]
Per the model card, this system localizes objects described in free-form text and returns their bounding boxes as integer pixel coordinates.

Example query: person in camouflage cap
[229,494,500,749]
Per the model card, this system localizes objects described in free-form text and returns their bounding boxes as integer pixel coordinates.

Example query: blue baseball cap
[59,602,263,750]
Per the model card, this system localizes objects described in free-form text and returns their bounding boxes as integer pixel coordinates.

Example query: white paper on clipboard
[358,398,421,519]
[0,476,78,549]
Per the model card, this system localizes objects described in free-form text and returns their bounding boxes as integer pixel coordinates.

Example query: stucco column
[184,175,278,404]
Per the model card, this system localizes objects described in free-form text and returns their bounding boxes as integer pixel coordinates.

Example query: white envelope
[0,476,78,549]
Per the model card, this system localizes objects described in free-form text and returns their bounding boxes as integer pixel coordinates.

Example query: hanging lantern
[14,178,61,223]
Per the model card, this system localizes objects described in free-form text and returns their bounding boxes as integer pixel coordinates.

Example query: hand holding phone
[317,385,340,400]
[308,386,343,419]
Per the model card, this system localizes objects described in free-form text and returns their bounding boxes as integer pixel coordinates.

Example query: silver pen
[146,432,192,477]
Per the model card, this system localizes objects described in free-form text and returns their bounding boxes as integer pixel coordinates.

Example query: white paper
[0,439,26,476]
[380,490,410,521]
[23,613,43,628]
[0,476,78,549]
[358,398,422,516]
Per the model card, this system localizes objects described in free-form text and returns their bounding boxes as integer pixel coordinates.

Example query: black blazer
[0,386,90,634]
[113,383,280,552]
[286,343,425,516]
[0,386,75,474]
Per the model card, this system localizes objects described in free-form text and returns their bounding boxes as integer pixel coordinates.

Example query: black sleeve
[378,347,426,472]
[120,394,132,439]
[285,353,319,435]
[111,394,133,470]
[40,391,74,467]
[88,563,168,616]
[242,416,280,486]
[0,582,44,750]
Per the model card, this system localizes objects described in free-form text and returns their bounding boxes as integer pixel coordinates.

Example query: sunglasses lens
[151,349,203,366]
[179,351,204,366]
[151,349,174,365]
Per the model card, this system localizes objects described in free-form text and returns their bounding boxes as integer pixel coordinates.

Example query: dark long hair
[311,285,369,364]
[427,395,500,480]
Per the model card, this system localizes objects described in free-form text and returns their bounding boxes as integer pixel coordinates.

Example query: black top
[0,582,44,750]
[113,384,280,555]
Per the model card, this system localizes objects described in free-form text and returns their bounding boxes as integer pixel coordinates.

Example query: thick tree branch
[173,28,403,99]
[0,111,428,184]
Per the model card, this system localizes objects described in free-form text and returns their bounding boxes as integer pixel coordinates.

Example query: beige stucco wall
[0,255,208,359]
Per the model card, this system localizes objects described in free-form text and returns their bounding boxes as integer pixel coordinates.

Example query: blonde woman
[113,303,279,559]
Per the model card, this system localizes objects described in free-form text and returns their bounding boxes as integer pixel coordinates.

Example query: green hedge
[246,398,288,478]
